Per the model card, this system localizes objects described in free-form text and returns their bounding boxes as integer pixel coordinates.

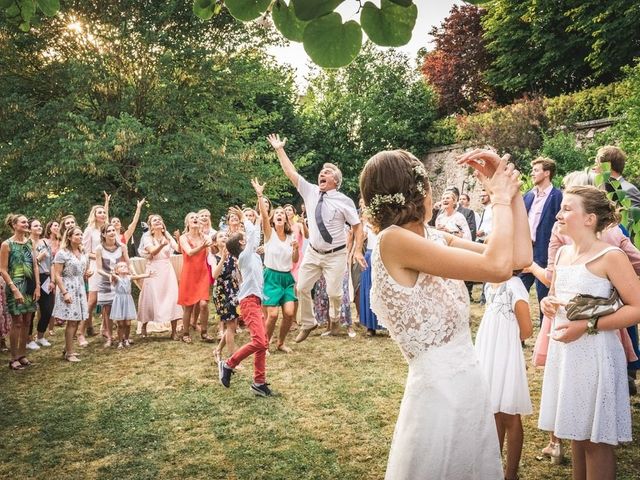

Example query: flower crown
[364,163,429,218]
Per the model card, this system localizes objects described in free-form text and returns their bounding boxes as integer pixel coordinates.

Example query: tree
[2,0,421,68]
[0,0,301,229]
[481,0,640,100]
[298,43,439,196]
[420,4,494,114]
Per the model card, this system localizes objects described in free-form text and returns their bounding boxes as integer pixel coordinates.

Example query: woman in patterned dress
[0,214,40,370]
[52,227,91,362]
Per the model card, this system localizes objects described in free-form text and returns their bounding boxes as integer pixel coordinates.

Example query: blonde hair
[562,170,595,189]
[183,212,197,234]
[114,261,129,274]
[4,213,25,231]
[86,205,108,229]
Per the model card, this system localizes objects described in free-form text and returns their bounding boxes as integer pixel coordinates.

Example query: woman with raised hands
[81,195,110,345]
[0,214,40,370]
[111,197,145,246]
[361,148,530,479]
[137,214,183,339]
[252,178,299,353]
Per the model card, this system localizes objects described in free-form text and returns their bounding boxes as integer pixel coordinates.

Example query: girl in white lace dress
[538,186,640,480]
[360,148,532,480]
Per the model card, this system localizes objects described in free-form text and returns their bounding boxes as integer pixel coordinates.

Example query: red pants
[227,295,267,384]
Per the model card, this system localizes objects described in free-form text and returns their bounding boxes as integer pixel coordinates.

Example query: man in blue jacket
[521,157,562,322]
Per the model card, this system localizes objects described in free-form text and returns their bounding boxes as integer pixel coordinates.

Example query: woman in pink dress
[137,215,183,339]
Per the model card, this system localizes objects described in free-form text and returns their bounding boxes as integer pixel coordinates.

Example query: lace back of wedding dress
[370,227,471,362]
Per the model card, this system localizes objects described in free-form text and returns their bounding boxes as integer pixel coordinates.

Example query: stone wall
[422,143,484,210]
[423,117,618,211]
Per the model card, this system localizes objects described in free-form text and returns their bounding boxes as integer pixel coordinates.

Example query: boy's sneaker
[218,360,234,388]
[250,383,273,397]
[36,338,52,347]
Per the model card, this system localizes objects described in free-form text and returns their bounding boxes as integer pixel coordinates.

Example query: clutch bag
[565,289,622,321]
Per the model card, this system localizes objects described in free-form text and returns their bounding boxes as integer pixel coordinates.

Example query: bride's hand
[457,149,503,178]
[481,156,521,203]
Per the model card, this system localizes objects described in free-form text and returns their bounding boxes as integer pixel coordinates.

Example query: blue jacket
[524,187,563,267]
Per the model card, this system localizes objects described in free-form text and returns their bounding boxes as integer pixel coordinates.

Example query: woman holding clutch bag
[539,185,640,480]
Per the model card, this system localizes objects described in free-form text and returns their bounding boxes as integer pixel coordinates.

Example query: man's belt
[310,244,347,255]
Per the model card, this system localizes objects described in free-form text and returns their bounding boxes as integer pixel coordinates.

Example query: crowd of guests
[1,139,639,479]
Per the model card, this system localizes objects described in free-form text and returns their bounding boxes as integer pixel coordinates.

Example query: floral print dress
[213,255,240,323]
[51,249,89,321]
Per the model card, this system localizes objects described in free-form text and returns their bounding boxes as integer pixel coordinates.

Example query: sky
[268,0,462,88]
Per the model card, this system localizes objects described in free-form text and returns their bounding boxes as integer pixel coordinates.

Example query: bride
[360,149,531,479]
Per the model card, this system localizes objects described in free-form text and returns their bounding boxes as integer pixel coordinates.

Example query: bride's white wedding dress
[370,226,503,480]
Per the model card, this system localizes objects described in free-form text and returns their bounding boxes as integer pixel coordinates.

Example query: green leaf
[17,0,35,22]
[629,207,640,223]
[272,0,308,42]
[0,0,14,9]
[225,0,271,21]
[387,0,412,6]
[36,0,59,16]
[360,0,417,47]
[193,0,219,20]
[292,0,345,21]
[303,12,362,68]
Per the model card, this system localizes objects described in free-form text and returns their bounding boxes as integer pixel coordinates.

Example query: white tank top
[264,232,294,272]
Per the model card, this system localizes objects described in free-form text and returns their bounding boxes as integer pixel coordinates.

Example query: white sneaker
[36,338,52,347]
[26,340,40,350]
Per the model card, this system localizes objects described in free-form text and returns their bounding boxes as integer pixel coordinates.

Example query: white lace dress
[538,246,631,444]
[370,226,503,480]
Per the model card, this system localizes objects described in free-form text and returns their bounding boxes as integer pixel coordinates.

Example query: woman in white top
[435,191,472,240]
[80,195,109,345]
[252,178,299,353]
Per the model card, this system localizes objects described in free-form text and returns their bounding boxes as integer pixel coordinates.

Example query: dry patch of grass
[0,293,638,479]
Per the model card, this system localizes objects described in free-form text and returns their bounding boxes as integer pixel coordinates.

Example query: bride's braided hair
[359,150,430,233]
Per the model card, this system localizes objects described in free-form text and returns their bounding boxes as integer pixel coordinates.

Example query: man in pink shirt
[521,157,562,323]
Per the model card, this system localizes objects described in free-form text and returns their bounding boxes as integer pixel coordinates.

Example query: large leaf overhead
[292,0,345,22]
[272,0,308,43]
[360,0,417,47]
[225,0,271,21]
[193,0,221,20]
[303,12,362,68]
[36,0,60,16]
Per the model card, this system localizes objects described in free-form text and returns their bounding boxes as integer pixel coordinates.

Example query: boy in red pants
[218,207,271,396]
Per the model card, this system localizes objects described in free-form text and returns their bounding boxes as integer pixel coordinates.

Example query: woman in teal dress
[0,214,40,370]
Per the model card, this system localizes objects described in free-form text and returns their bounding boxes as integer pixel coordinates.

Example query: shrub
[539,130,591,178]
[456,96,546,170]
[544,83,626,129]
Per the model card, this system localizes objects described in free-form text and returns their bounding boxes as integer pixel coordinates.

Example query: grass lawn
[1,292,639,479]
